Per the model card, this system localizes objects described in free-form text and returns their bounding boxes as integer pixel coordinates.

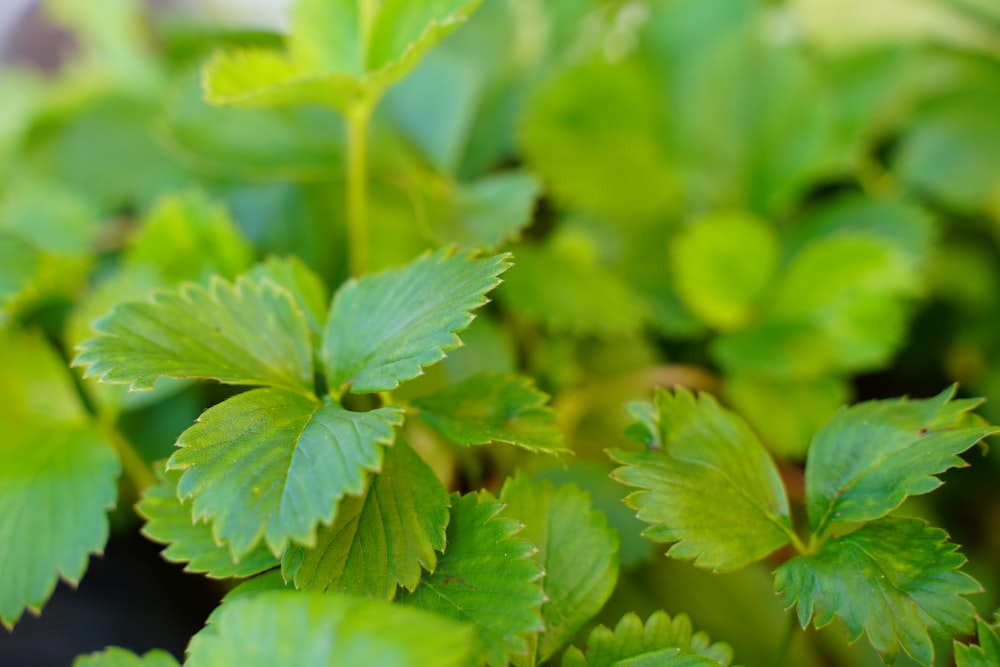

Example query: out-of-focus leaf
[0,329,119,628]
[669,213,779,331]
[775,516,980,665]
[500,474,619,663]
[73,647,179,667]
[322,248,510,394]
[412,372,566,453]
[186,591,476,667]
[954,613,1000,667]
[402,491,544,667]
[75,274,313,395]
[247,256,329,346]
[561,610,734,667]
[805,385,996,535]
[203,0,483,112]
[281,439,449,599]
[610,388,793,572]
[136,464,278,579]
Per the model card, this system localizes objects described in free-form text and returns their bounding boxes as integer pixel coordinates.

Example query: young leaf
[954,613,1000,667]
[185,590,476,667]
[669,213,779,331]
[775,516,980,665]
[203,0,482,112]
[0,329,119,628]
[401,491,545,667]
[322,248,510,394]
[281,438,450,598]
[500,474,620,663]
[74,275,314,395]
[805,385,996,536]
[73,647,180,667]
[610,388,794,571]
[411,372,567,453]
[168,388,403,557]
[136,464,279,579]
[561,610,734,667]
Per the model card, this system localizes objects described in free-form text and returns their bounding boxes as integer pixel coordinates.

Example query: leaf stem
[98,417,156,493]
[771,611,798,667]
[346,95,376,277]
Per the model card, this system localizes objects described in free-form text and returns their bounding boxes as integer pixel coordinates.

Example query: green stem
[771,611,799,667]
[346,97,374,277]
[98,417,156,493]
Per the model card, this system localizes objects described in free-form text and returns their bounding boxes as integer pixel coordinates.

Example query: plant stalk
[99,418,156,493]
[346,97,374,277]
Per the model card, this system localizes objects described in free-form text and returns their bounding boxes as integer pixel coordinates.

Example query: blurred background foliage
[2,0,1000,665]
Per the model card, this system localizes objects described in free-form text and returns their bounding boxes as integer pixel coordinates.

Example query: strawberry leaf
[775,516,980,665]
[322,248,510,394]
[74,274,314,396]
[73,647,180,667]
[955,613,1000,667]
[412,372,566,453]
[281,438,449,598]
[168,388,402,557]
[610,388,793,571]
[402,491,544,667]
[805,385,997,536]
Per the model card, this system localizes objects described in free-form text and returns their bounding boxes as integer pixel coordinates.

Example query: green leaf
[402,491,545,667]
[955,614,1000,667]
[0,232,41,311]
[74,273,314,395]
[500,474,620,662]
[774,516,981,665]
[136,464,279,579]
[805,385,996,536]
[247,256,329,345]
[0,329,119,628]
[73,647,180,667]
[168,388,403,557]
[610,388,793,572]
[669,213,779,331]
[424,171,540,250]
[561,610,734,667]
[186,590,476,667]
[411,372,566,453]
[203,0,482,112]
[322,248,510,394]
[282,438,450,598]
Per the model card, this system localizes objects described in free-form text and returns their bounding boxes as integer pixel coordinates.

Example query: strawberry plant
[2,0,1000,666]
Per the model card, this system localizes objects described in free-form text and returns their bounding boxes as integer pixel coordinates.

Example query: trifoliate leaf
[610,388,793,572]
[203,0,482,112]
[402,491,545,667]
[168,388,403,557]
[500,474,619,662]
[411,372,566,453]
[136,464,278,579]
[124,191,253,284]
[805,385,996,536]
[282,438,450,598]
[954,614,1000,667]
[247,256,329,345]
[0,329,119,628]
[561,610,735,667]
[774,516,980,665]
[72,647,180,667]
[74,274,313,395]
[186,591,476,667]
[669,213,779,331]
[322,248,510,394]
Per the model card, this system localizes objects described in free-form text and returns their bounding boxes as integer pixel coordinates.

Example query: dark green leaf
[282,438,449,598]
[322,248,510,394]
[500,474,619,662]
[136,464,278,579]
[775,516,980,665]
[75,274,314,395]
[610,388,793,571]
[402,491,544,667]
[186,591,476,667]
[954,613,1000,667]
[805,385,996,535]
[412,372,566,453]
[561,610,734,667]
[168,388,402,557]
